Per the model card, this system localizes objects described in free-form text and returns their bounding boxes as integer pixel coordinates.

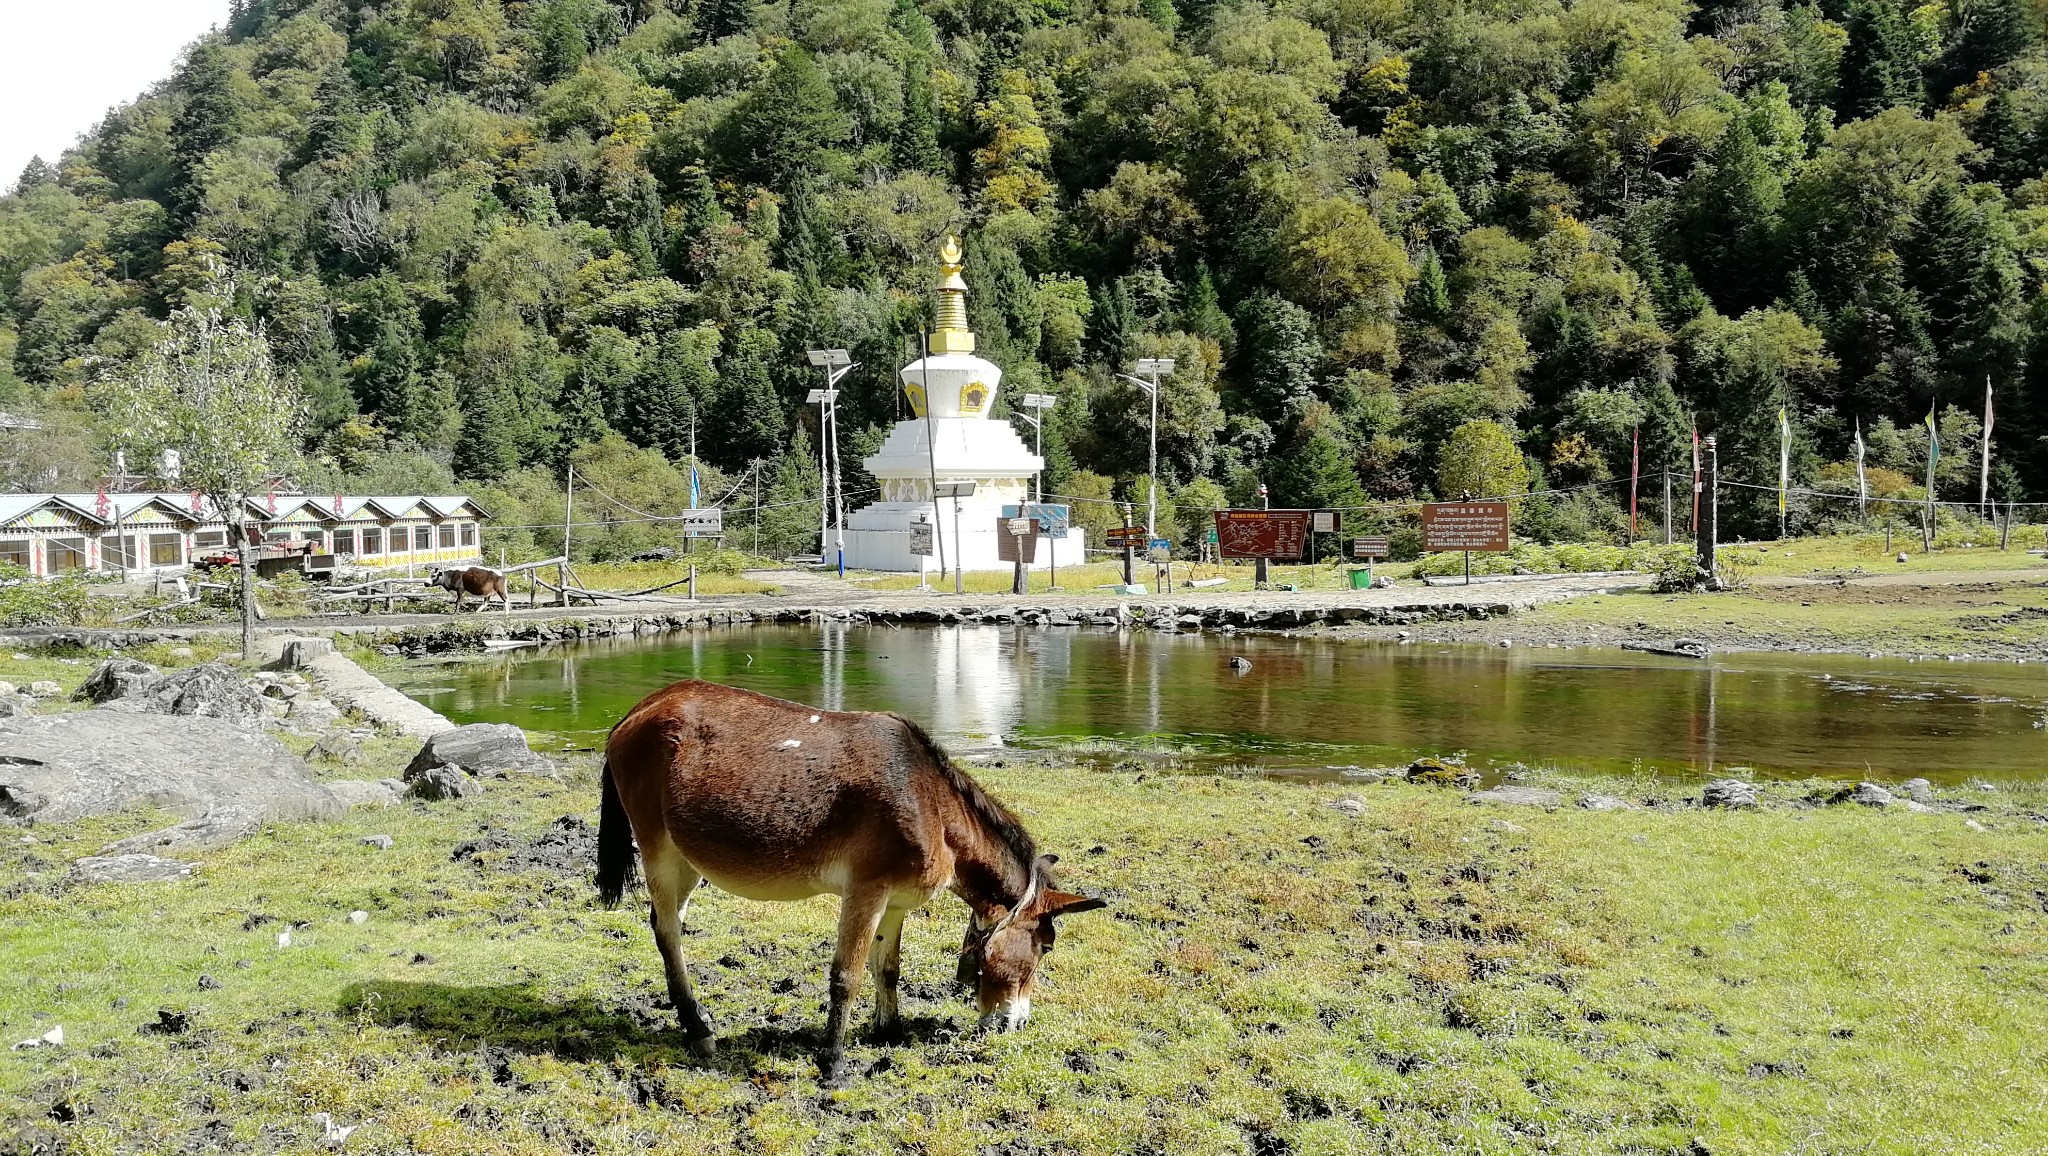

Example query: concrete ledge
[304,650,452,739]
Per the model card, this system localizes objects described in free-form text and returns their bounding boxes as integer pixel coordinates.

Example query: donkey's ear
[1040,890,1107,919]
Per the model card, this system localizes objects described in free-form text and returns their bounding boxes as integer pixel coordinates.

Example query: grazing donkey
[428,565,510,612]
[596,680,1106,1083]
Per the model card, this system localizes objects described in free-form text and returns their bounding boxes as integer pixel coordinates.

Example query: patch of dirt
[450,815,597,877]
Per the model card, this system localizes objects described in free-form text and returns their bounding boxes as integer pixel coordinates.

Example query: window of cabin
[414,526,432,552]
[362,527,382,555]
[438,523,455,549]
[149,533,182,566]
[460,522,477,546]
[333,529,355,557]
[0,540,29,569]
[194,530,227,550]
[47,538,87,572]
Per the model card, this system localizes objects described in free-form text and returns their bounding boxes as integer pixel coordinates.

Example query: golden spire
[931,233,975,354]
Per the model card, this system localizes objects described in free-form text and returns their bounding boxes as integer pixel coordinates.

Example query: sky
[1,0,229,189]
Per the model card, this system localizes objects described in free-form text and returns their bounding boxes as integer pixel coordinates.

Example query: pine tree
[632,327,716,460]
[1090,279,1137,368]
[1231,294,1321,428]
[1269,425,1367,521]
[1973,87,2032,186]
[1929,0,2037,102]
[1902,179,2025,393]
[13,156,56,193]
[168,43,242,221]
[1837,0,1920,121]
[894,62,946,176]
[709,45,848,189]
[454,377,523,481]
[535,0,590,81]
[756,426,822,555]
[1405,247,1451,322]
[698,0,756,41]
[1179,263,1235,357]
[711,328,789,468]
[1684,117,1784,313]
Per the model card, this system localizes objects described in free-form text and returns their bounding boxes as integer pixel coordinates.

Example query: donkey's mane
[890,712,1037,869]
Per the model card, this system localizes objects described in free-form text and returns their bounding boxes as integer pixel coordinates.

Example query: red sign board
[1421,501,1511,551]
[1215,510,1311,560]
[1105,525,1151,546]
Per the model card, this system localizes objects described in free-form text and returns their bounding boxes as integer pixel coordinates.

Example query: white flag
[1981,375,1994,511]
[1854,418,1867,517]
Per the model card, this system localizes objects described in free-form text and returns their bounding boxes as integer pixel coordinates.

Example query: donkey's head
[958,854,1106,1032]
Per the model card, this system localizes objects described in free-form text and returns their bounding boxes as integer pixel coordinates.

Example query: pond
[391,625,2048,783]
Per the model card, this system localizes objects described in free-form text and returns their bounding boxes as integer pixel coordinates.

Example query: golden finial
[931,231,974,353]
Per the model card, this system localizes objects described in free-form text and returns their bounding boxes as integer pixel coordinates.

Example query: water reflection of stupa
[840,237,1085,571]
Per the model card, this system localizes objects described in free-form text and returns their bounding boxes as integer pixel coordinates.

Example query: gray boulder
[1703,779,1760,809]
[1467,786,1565,808]
[0,712,340,826]
[279,637,334,669]
[406,766,480,801]
[69,854,195,884]
[287,696,343,733]
[27,680,61,699]
[1900,778,1935,803]
[100,808,265,855]
[0,692,36,718]
[1846,781,1896,807]
[404,723,550,782]
[93,663,271,728]
[76,658,158,703]
[309,730,361,765]
[327,780,402,810]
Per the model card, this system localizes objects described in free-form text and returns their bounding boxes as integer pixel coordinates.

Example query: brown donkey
[596,680,1106,1083]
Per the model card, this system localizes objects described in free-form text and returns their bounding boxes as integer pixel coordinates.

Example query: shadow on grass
[337,981,961,1073]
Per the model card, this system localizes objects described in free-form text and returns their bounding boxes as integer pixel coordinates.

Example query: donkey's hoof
[685,1033,717,1060]
[818,1053,849,1087]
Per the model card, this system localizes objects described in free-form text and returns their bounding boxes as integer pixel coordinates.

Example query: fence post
[1695,436,1718,586]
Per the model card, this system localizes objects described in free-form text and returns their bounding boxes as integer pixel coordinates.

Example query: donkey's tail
[595,758,637,908]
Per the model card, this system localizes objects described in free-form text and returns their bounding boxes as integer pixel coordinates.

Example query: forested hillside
[2,0,2045,555]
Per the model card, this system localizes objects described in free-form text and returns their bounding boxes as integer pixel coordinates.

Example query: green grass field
[7,749,2046,1154]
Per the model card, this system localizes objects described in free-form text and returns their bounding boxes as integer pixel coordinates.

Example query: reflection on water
[392,625,2048,783]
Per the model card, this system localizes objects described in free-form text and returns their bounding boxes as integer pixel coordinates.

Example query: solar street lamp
[804,349,857,573]
[1118,359,1175,545]
[1015,392,1057,502]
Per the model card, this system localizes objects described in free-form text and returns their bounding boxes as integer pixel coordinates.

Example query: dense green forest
[1,0,2045,557]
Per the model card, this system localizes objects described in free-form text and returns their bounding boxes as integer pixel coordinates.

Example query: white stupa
[841,236,1084,572]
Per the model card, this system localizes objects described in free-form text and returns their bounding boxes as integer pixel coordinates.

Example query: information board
[1352,535,1390,558]
[908,521,933,557]
[1147,537,1172,562]
[995,517,1039,563]
[1001,503,1072,534]
[675,508,723,534]
[1106,525,1151,546]
[1215,510,1311,559]
[1421,501,1510,551]
[1311,510,1339,534]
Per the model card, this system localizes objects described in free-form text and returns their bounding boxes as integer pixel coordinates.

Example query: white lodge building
[0,493,489,578]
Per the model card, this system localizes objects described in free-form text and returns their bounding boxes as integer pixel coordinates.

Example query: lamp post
[1015,393,1057,503]
[935,480,976,595]
[805,348,857,574]
[1118,359,1175,546]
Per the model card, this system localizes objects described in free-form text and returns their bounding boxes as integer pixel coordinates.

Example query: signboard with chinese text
[1352,535,1390,558]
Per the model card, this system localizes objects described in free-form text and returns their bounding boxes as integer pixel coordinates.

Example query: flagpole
[1629,425,1640,542]
[1778,407,1789,541]
[1690,424,1701,535]
[1924,404,1940,553]
[1981,374,1994,516]
[1854,417,1867,521]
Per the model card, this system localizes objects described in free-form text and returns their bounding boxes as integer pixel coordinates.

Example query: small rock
[1838,782,1897,808]
[276,931,292,949]
[1406,757,1479,788]
[142,1008,191,1035]
[1965,819,1987,832]
[1702,779,1759,809]
[405,766,478,802]
[1577,793,1639,811]
[287,697,343,733]
[75,658,157,703]
[1897,552,1909,563]
[1902,800,1936,813]
[326,780,399,810]
[27,680,62,698]
[68,854,196,884]
[348,910,369,925]
[0,691,38,717]
[1467,785,1564,808]
[310,731,361,765]
[197,974,222,991]
[1327,797,1367,817]
[410,952,434,966]
[1971,781,1998,793]
[1488,818,1525,832]
[359,834,394,850]
[1900,778,1934,803]
[169,647,194,659]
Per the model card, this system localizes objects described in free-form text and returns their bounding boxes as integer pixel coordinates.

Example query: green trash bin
[1348,566,1374,589]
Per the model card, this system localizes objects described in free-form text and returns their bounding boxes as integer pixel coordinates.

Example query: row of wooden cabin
[0,493,489,577]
